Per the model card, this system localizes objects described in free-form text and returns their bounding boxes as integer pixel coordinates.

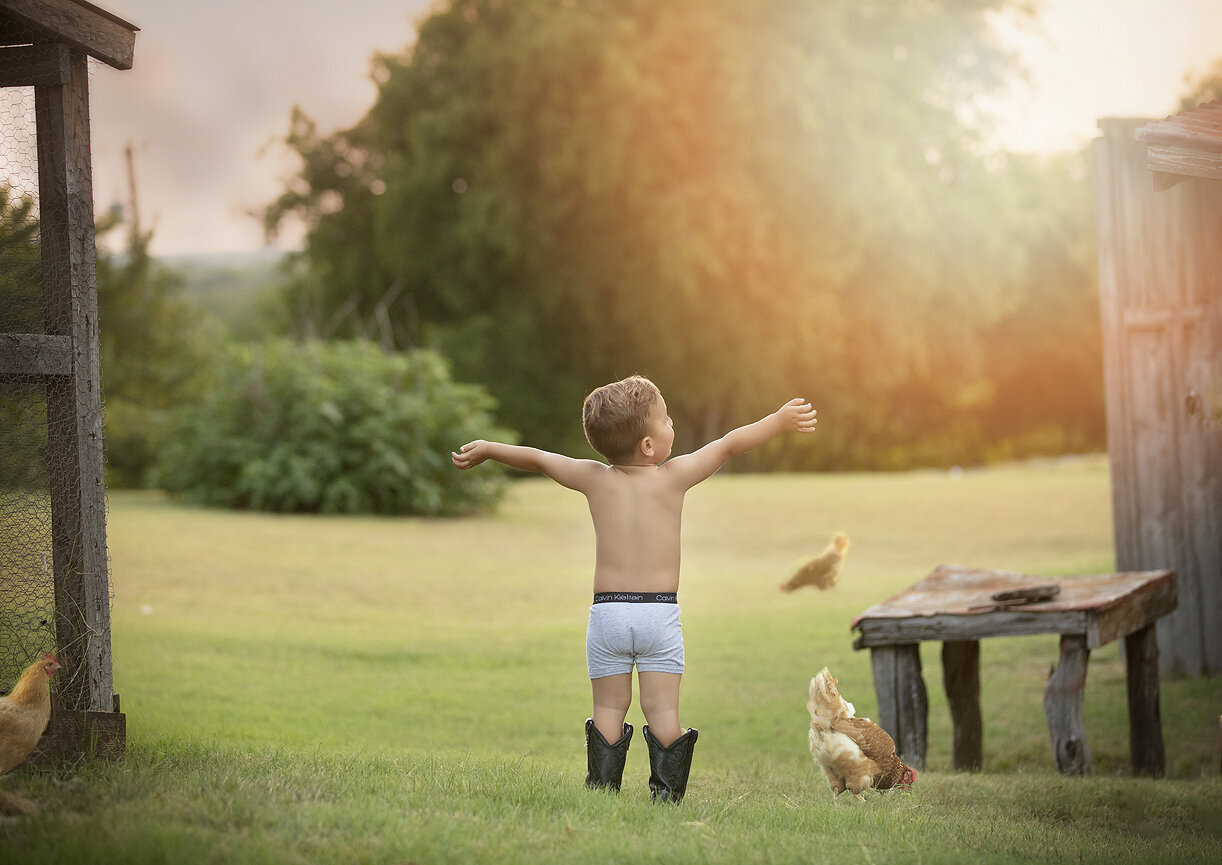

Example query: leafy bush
[155,340,512,515]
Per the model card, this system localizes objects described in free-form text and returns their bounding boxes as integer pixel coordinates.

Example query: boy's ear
[639,436,655,458]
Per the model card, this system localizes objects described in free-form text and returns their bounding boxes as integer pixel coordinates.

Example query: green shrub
[155,340,512,515]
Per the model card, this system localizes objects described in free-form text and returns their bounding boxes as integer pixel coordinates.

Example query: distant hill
[163,250,290,338]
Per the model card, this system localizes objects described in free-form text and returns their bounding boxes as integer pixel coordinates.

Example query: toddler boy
[452,375,816,801]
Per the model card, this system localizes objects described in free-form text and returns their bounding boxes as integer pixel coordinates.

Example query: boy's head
[582,375,663,464]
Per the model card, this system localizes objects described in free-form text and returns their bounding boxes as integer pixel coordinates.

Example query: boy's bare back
[452,390,816,593]
[578,462,694,593]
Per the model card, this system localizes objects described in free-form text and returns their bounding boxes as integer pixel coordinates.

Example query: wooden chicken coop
[1093,101,1222,678]
[0,0,137,764]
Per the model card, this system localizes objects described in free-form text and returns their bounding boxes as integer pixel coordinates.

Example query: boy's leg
[638,671,682,746]
[639,672,697,803]
[590,673,633,742]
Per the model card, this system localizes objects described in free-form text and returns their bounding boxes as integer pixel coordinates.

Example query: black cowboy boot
[642,725,698,803]
[585,719,633,790]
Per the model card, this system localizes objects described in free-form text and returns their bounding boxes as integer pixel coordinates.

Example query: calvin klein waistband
[592,592,678,604]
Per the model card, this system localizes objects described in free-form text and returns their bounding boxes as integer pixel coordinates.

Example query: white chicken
[807,667,916,800]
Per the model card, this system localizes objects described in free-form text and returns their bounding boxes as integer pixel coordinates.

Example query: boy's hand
[451,440,490,469]
[777,398,818,433]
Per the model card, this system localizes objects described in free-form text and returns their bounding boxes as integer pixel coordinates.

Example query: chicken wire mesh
[0,47,113,709]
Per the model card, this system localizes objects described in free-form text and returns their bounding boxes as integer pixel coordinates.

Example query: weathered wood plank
[0,332,71,376]
[942,640,982,772]
[856,610,1087,647]
[36,49,115,721]
[1089,573,1177,649]
[0,42,68,87]
[1044,634,1092,775]
[1097,117,1222,677]
[1091,124,1143,583]
[0,0,137,70]
[870,644,927,771]
[1145,144,1222,181]
[852,568,1175,649]
[28,706,125,767]
[1124,624,1165,777]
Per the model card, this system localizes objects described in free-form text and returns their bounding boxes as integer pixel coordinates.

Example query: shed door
[1094,120,1222,677]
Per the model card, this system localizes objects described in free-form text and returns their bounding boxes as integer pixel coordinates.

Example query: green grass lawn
[3,458,1220,863]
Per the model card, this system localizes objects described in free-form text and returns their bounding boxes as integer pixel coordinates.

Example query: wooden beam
[1044,634,1092,775]
[0,332,72,376]
[1124,624,1165,777]
[1145,144,1222,182]
[941,640,983,772]
[855,609,1089,647]
[0,0,137,70]
[36,49,116,729]
[0,42,68,87]
[29,706,126,767]
[869,644,928,771]
[1089,572,1177,649]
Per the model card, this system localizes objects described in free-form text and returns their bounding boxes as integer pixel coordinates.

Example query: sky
[79,0,1222,258]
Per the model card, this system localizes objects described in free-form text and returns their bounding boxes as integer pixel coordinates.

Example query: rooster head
[899,766,918,790]
[808,667,855,720]
[42,653,61,678]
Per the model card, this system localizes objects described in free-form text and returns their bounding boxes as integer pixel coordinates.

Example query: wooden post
[941,640,982,772]
[869,644,927,771]
[1044,634,1092,775]
[1124,623,1165,777]
[33,46,124,761]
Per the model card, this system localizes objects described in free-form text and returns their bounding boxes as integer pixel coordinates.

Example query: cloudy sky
[84,0,1222,258]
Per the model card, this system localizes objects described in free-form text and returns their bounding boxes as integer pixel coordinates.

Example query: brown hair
[582,375,661,464]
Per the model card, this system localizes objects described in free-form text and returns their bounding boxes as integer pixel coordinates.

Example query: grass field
[3,457,1220,863]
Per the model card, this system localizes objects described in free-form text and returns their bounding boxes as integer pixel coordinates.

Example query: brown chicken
[781,532,849,592]
[807,667,916,800]
[0,653,62,815]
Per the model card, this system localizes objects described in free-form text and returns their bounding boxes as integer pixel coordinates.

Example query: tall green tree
[269,0,1096,467]
[96,213,213,486]
[1,186,209,487]
[0,184,41,334]
[1181,58,1222,107]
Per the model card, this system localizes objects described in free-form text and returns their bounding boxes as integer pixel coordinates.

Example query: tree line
[11,0,1216,512]
[262,0,1107,470]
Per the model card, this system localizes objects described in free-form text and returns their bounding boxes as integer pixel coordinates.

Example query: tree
[975,150,1104,459]
[95,211,214,487]
[0,184,46,491]
[0,184,41,334]
[1181,57,1222,108]
[1,184,209,488]
[269,0,1101,467]
[155,339,512,515]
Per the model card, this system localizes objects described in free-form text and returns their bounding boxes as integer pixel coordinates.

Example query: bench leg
[870,644,927,771]
[1125,623,1165,777]
[942,640,982,771]
[1044,634,1092,775]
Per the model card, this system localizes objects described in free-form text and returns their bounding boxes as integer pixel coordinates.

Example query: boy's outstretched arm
[451,440,603,491]
[666,398,816,487]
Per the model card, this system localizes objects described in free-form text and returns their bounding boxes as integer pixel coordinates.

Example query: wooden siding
[0,0,138,70]
[1092,119,1222,677]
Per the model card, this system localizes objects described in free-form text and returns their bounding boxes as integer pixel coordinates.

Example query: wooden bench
[851,566,1177,776]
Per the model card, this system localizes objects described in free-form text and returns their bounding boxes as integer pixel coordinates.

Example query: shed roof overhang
[0,0,137,70]
[1134,100,1222,188]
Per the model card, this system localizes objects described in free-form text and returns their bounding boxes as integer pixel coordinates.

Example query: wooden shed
[0,0,137,762]
[1092,101,1222,677]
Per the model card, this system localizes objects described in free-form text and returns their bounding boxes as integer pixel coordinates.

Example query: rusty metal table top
[852,566,1176,650]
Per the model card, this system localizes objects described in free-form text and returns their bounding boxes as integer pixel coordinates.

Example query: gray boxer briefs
[586,593,685,678]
